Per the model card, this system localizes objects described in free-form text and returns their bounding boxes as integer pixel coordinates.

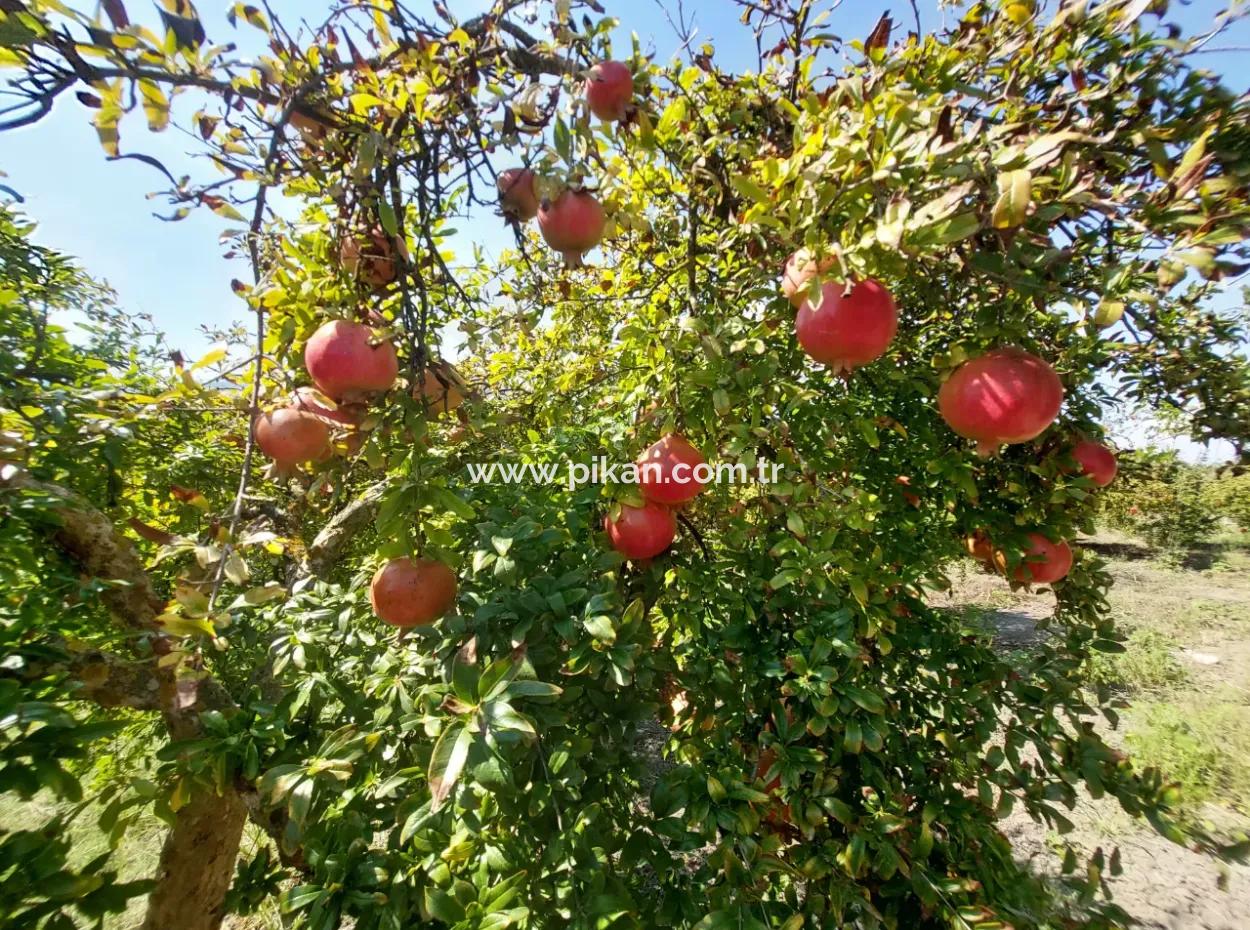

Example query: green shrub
[1202,472,1250,532]
[1101,451,1218,552]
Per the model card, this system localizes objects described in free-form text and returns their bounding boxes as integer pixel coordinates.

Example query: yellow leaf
[190,347,227,371]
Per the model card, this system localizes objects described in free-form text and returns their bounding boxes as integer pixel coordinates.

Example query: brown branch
[1,466,162,630]
[304,479,393,578]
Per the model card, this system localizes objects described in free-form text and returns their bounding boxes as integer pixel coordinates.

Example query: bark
[304,478,392,577]
[140,786,248,930]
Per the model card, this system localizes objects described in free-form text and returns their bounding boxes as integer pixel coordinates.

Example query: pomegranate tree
[370,557,458,627]
[604,501,677,560]
[537,189,606,265]
[255,406,330,465]
[304,320,399,401]
[585,60,634,122]
[1010,533,1074,585]
[794,278,898,372]
[1069,439,1118,487]
[938,347,1064,456]
[497,168,539,221]
[637,434,707,505]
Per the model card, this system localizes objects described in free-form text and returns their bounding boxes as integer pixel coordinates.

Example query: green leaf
[842,685,885,714]
[584,614,616,643]
[505,680,562,700]
[730,175,769,204]
[479,649,522,701]
[424,886,465,924]
[429,722,473,811]
[452,637,479,703]
[377,200,399,237]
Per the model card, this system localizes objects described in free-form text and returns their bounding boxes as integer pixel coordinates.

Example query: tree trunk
[141,786,247,930]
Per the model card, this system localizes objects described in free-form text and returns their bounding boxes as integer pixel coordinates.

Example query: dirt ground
[937,537,1250,930]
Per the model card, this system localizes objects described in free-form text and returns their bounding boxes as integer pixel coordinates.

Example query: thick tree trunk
[140,787,248,930]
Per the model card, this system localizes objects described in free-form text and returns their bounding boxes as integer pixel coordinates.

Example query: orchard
[1,2,1249,930]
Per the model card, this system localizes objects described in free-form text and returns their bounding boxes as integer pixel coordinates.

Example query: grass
[1087,627,1189,693]
[0,789,283,930]
[1126,697,1250,813]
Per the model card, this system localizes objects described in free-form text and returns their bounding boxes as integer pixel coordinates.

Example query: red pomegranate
[604,501,677,560]
[370,557,458,627]
[937,347,1064,457]
[795,278,898,372]
[538,189,606,265]
[497,168,539,222]
[637,434,708,505]
[781,249,834,307]
[304,320,399,401]
[1010,533,1073,585]
[585,60,634,122]
[755,747,793,827]
[255,406,330,464]
[1069,439,1118,487]
[292,386,366,427]
[340,227,406,290]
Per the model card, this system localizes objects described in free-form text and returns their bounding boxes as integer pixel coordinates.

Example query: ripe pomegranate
[538,189,606,265]
[638,434,708,505]
[755,747,793,828]
[1011,533,1073,585]
[340,227,406,290]
[964,533,994,564]
[604,501,677,560]
[781,249,834,307]
[795,278,898,372]
[415,364,466,416]
[292,386,365,427]
[497,168,539,222]
[304,320,399,401]
[585,60,634,122]
[370,557,458,627]
[255,406,330,464]
[937,347,1064,457]
[1069,439,1118,487]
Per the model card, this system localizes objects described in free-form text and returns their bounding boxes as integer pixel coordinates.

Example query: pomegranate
[781,249,834,307]
[292,386,365,427]
[497,168,539,222]
[538,189,606,265]
[1010,533,1073,585]
[795,278,898,372]
[304,320,399,401]
[585,60,634,122]
[964,532,994,564]
[340,227,406,290]
[415,364,466,416]
[370,557,458,627]
[637,434,708,505]
[604,501,677,560]
[755,747,793,827]
[938,347,1064,457]
[1069,439,1118,487]
[255,406,330,464]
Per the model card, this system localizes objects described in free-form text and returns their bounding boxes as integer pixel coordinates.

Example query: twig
[676,511,710,558]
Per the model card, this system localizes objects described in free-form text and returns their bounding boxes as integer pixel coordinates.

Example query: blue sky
[3,1,1246,459]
